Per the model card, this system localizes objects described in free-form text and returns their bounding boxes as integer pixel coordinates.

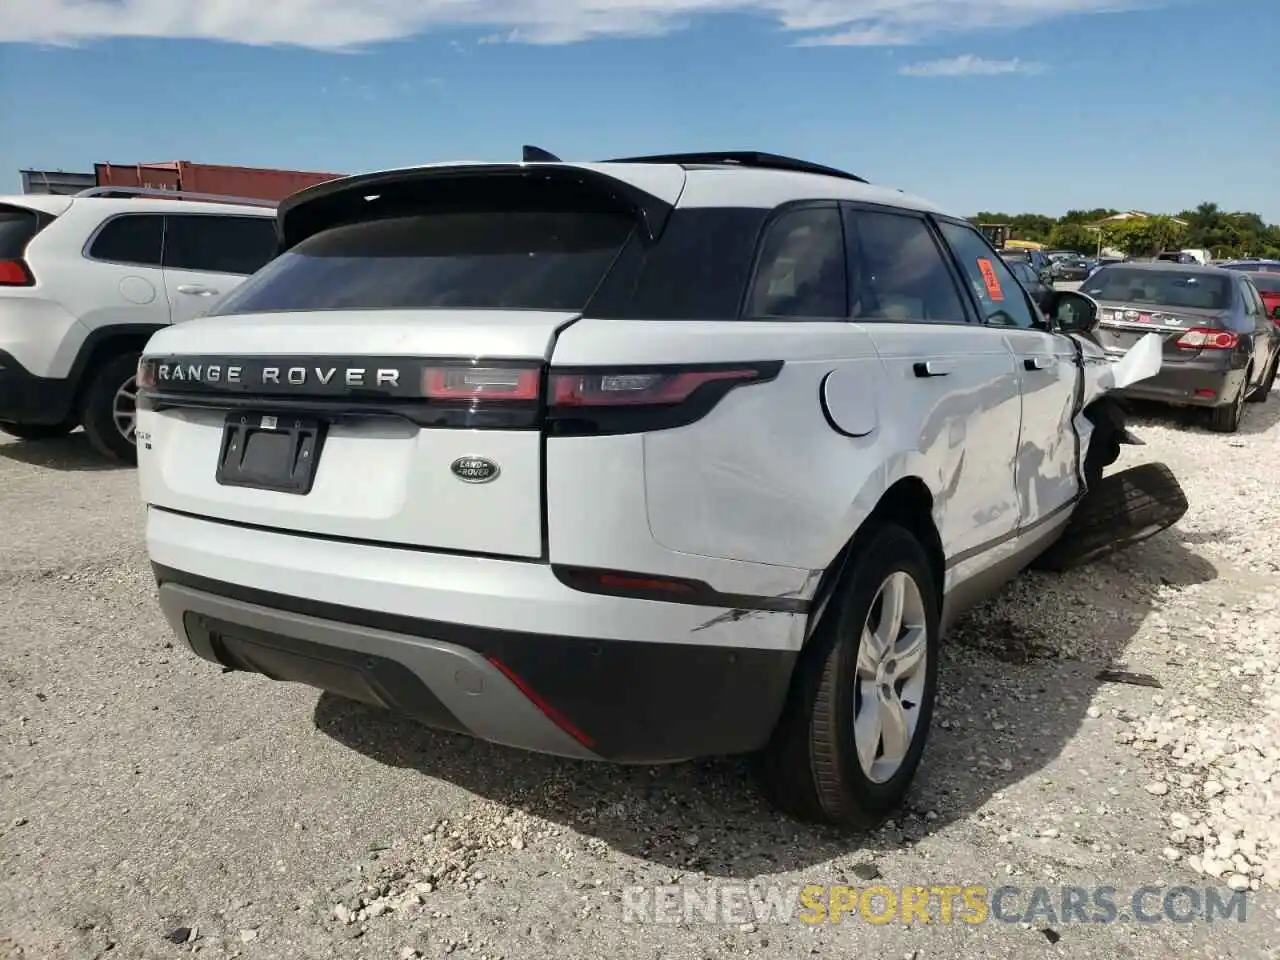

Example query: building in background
[16,161,345,202]
[1093,210,1189,228]
[93,161,345,202]
[20,168,96,195]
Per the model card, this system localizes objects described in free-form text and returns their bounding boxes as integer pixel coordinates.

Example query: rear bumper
[147,508,803,762]
[0,349,76,424]
[1114,357,1246,408]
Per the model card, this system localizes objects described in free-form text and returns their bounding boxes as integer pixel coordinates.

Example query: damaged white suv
[136,150,1178,826]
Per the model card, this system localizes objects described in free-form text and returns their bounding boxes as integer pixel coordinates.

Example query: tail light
[421,364,540,401]
[136,358,157,389]
[549,368,764,406]
[546,362,782,435]
[0,259,33,286]
[1175,328,1238,350]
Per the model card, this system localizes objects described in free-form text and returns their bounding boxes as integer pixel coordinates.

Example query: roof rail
[604,151,869,184]
[73,186,278,208]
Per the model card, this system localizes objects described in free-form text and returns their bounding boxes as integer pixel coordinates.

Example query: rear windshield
[0,206,48,259]
[1251,273,1280,294]
[1083,267,1233,310]
[210,208,635,315]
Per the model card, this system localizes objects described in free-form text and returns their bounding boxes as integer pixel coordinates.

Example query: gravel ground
[5,388,1280,960]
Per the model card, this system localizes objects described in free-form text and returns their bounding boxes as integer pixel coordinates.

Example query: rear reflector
[558,566,700,598]
[421,365,540,401]
[1175,328,1238,350]
[0,259,33,286]
[484,655,596,748]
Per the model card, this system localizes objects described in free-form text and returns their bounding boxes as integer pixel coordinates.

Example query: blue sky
[1,0,1276,221]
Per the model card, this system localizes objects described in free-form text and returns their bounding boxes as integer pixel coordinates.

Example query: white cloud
[0,0,1155,50]
[897,54,1049,76]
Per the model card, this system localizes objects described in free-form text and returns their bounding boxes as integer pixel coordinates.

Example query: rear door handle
[913,361,952,378]
[1024,356,1054,371]
[176,284,218,296]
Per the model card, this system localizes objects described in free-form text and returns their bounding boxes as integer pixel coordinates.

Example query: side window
[744,205,846,319]
[1243,281,1264,318]
[936,221,1038,329]
[87,214,164,267]
[164,215,279,276]
[1245,283,1272,331]
[1007,261,1031,285]
[843,207,967,323]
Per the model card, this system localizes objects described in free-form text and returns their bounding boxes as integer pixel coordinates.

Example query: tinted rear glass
[1083,267,1233,310]
[591,207,768,320]
[0,206,48,259]
[1251,273,1280,294]
[211,209,635,315]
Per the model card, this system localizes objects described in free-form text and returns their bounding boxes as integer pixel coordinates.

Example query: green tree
[1104,217,1188,257]
[1047,222,1098,254]
[1059,208,1120,225]
[963,203,1278,259]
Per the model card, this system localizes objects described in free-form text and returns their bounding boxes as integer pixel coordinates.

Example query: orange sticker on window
[976,258,1005,301]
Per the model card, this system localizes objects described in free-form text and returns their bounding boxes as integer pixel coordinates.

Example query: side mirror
[1050,289,1100,334]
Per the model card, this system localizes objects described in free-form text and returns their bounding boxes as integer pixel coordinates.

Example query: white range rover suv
[136,151,1166,826]
[0,187,278,461]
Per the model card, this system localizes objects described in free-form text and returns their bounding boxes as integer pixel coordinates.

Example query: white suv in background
[136,151,1166,826]
[0,188,278,461]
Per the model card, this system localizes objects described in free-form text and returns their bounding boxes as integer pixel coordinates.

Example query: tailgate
[137,310,577,558]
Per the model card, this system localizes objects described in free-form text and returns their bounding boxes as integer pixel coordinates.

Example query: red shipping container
[94,161,345,202]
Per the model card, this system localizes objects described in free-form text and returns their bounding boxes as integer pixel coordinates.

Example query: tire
[755,523,940,828]
[79,352,141,464]
[1209,377,1247,432]
[1248,356,1278,403]
[0,420,76,441]
[1033,462,1188,573]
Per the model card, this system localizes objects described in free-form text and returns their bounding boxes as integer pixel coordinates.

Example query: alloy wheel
[113,376,138,445]
[853,570,929,784]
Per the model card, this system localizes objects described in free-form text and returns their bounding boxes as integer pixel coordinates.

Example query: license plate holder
[215,412,327,495]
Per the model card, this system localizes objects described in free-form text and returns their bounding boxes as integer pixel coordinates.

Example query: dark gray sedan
[1081,262,1280,432]
[1051,257,1092,282]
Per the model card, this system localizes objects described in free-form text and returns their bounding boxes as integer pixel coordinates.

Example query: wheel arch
[803,476,945,647]
[69,324,165,409]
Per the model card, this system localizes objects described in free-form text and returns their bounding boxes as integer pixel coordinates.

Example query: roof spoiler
[275,163,676,251]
